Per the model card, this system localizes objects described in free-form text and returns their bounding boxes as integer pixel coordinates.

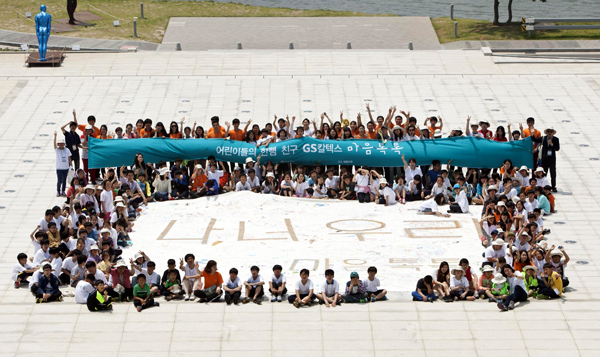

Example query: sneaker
[184,295,190,301]
[466,296,475,301]
[497,302,506,311]
[412,296,418,301]
[359,299,367,303]
[500,306,508,312]
[488,298,494,303]
[474,292,479,299]
[427,297,434,303]
[136,306,142,312]
[253,299,262,305]
[552,187,557,193]
[225,295,231,305]
[271,296,277,302]
[36,298,43,303]
[293,301,300,308]
[56,191,61,197]
[307,300,312,307]
[61,191,66,197]
[242,297,250,304]
[508,301,515,310]
[20,280,29,285]
[381,296,388,301]
[371,296,376,303]
[542,229,551,236]
[277,296,282,302]
[190,295,196,301]
[165,296,172,302]
[154,302,160,307]
[14,282,19,289]
[57,296,63,302]
[536,294,549,300]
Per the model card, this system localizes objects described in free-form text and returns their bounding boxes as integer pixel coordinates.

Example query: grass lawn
[433,17,600,44]
[1,0,383,43]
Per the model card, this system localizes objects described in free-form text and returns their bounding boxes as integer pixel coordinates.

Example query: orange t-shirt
[523,128,541,139]
[351,128,359,137]
[367,131,377,140]
[207,126,226,139]
[192,174,207,191]
[78,124,101,137]
[201,271,223,288]
[97,135,113,140]
[139,128,154,138]
[169,133,182,139]
[228,129,246,141]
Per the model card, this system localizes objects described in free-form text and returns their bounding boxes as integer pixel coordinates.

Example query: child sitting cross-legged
[316,269,342,308]
[288,268,316,308]
[133,273,160,312]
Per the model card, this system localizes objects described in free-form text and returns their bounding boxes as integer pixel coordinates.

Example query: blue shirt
[537,194,550,213]
[426,169,441,187]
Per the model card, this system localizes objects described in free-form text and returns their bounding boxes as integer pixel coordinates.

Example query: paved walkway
[160,17,441,50]
[0,29,159,51]
[443,39,600,50]
[1,50,600,355]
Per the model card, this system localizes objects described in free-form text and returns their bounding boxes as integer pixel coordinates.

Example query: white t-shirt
[380,186,397,205]
[485,245,507,265]
[74,281,96,304]
[312,184,327,198]
[504,188,518,200]
[515,172,530,187]
[207,170,223,182]
[325,176,340,190]
[62,257,77,275]
[248,176,260,189]
[456,190,469,213]
[142,269,161,286]
[418,198,439,213]
[467,132,484,138]
[402,134,420,141]
[537,176,550,188]
[184,263,198,281]
[33,248,50,266]
[51,256,63,277]
[31,270,43,285]
[450,276,469,291]
[55,147,72,170]
[354,173,370,188]
[508,271,527,292]
[62,238,78,253]
[235,181,252,192]
[294,181,309,197]
[38,218,57,232]
[525,199,538,213]
[271,273,286,285]
[100,190,114,215]
[92,269,108,284]
[12,262,34,282]
[225,276,241,289]
[321,279,339,297]
[295,279,314,294]
[31,239,41,254]
[363,277,381,292]
[404,166,423,184]
[247,274,264,285]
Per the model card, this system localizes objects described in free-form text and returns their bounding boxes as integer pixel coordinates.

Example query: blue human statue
[35,5,52,61]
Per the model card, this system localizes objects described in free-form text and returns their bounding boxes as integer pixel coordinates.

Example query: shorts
[367,289,385,296]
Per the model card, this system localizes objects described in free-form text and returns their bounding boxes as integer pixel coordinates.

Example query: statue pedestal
[26,51,65,67]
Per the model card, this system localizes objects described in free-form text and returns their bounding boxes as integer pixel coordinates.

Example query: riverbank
[433,18,600,44]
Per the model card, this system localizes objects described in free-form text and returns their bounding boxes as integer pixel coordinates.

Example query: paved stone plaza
[160,17,441,50]
[0,49,600,356]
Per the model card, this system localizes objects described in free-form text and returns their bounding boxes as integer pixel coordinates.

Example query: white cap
[487,185,498,191]
[379,178,387,185]
[115,260,127,268]
[245,157,255,164]
[114,196,124,202]
[90,244,99,250]
[115,202,126,208]
[492,239,505,246]
[100,228,111,234]
[85,125,93,130]
[196,164,203,170]
[482,265,494,273]
[535,167,544,173]
[392,125,402,132]
[519,165,528,171]
[266,172,275,178]
[84,184,95,191]
[56,137,65,144]
[497,201,505,207]
[134,252,143,260]
[159,167,169,175]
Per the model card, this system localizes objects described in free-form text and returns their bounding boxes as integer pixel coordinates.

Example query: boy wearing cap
[343,272,368,303]
[490,273,509,302]
[152,168,172,201]
[54,132,72,197]
[450,266,474,301]
[523,265,539,297]
[36,264,63,303]
[448,184,469,213]
[545,246,570,288]
[477,265,495,301]
[466,116,483,138]
[87,280,113,311]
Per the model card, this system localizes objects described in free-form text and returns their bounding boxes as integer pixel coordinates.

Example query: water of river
[205,0,600,21]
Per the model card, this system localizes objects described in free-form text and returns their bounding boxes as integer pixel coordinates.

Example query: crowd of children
[12,107,563,310]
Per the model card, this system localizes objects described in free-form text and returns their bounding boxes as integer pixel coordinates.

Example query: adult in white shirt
[75,277,96,304]
[401,154,423,184]
[54,133,72,196]
[377,179,397,206]
[485,239,507,266]
[498,265,527,311]
[418,194,449,217]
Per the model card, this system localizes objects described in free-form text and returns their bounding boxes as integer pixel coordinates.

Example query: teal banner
[88,136,533,169]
